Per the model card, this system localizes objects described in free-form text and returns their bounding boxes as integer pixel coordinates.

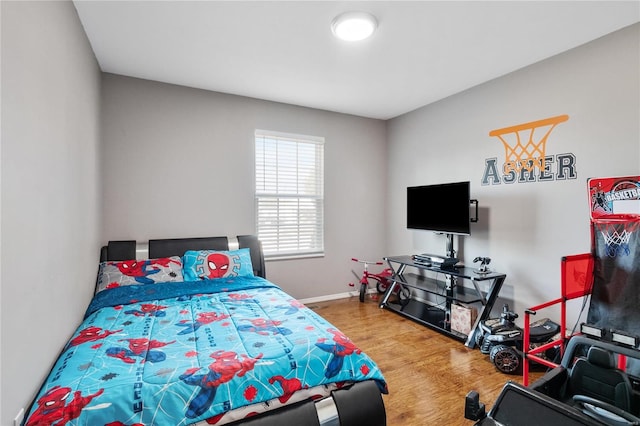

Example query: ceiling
[73,1,640,120]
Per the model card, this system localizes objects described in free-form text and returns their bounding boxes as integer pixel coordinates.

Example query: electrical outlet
[13,408,24,426]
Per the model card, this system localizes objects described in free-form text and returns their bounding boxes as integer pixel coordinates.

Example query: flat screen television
[407,181,471,235]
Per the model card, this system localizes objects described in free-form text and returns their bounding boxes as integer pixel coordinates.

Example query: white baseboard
[299,291,354,304]
[299,288,379,304]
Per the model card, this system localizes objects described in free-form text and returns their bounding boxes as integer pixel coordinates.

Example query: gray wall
[386,23,640,325]
[1,2,637,423]
[101,74,388,300]
[0,1,102,424]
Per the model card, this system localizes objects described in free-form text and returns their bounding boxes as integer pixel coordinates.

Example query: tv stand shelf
[380,255,506,347]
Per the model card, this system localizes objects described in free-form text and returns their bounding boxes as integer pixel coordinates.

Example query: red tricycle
[349,258,410,303]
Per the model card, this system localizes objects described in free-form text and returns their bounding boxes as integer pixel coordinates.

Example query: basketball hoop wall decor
[481,114,575,185]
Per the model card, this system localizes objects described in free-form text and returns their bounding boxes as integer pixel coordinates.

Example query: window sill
[265,252,325,262]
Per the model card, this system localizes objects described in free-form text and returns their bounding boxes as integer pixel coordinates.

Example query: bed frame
[100,235,266,279]
[97,235,386,426]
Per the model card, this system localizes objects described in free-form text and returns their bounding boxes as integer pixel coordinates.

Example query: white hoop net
[598,224,634,258]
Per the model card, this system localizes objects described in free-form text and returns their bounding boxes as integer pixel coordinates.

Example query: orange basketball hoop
[489,114,569,174]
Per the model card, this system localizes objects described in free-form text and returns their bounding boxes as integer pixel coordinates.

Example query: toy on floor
[475,304,560,374]
[349,258,409,304]
[465,335,640,425]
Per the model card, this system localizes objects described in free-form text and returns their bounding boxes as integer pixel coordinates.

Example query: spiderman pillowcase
[96,256,184,293]
[182,249,254,281]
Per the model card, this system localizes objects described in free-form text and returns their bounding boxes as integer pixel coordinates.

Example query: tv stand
[380,256,506,348]
[445,233,455,258]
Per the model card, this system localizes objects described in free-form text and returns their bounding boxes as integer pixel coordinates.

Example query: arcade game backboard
[587,175,640,373]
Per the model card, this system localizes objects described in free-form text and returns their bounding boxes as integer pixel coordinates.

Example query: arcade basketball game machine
[587,176,640,358]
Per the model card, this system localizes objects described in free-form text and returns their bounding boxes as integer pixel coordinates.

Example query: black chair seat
[568,346,633,413]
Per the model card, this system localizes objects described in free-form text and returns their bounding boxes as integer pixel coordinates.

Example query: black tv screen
[407,181,471,235]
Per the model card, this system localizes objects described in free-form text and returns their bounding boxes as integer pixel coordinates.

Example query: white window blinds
[255,130,324,258]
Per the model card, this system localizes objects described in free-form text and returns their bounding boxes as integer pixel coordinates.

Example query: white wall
[386,24,640,325]
[100,74,388,300]
[0,2,102,424]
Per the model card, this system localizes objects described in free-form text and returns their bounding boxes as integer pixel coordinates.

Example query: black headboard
[100,240,136,262]
[100,235,266,278]
[237,235,266,280]
[148,236,229,259]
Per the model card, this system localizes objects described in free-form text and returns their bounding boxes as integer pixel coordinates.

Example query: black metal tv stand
[380,255,506,348]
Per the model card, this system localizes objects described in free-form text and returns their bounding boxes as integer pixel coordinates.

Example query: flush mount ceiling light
[331,11,378,41]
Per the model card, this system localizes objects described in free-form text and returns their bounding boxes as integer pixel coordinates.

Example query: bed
[24,235,387,426]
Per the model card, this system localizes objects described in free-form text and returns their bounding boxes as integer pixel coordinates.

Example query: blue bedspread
[24,275,387,425]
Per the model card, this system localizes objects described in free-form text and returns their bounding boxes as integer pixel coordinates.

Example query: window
[255,130,324,259]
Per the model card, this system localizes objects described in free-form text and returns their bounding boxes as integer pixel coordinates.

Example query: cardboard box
[451,303,478,335]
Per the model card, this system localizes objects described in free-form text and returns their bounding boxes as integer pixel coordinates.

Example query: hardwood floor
[309,296,544,426]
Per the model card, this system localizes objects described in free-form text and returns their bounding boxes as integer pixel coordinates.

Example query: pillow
[96,256,184,293]
[182,248,254,280]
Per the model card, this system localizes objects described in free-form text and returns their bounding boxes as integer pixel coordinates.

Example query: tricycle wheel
[490,344,521,374]
[398,285,411,306]
[359,283,367,302]
[376,280,388,294]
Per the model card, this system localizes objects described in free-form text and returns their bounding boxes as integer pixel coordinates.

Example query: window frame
[254,129,325,260]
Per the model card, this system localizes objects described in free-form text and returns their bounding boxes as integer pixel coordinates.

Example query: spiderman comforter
[24,275,387,425]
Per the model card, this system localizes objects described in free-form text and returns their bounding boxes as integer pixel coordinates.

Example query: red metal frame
[522,253,594,385]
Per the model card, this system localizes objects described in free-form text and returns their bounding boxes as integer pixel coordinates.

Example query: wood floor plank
[310,296,545,426]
